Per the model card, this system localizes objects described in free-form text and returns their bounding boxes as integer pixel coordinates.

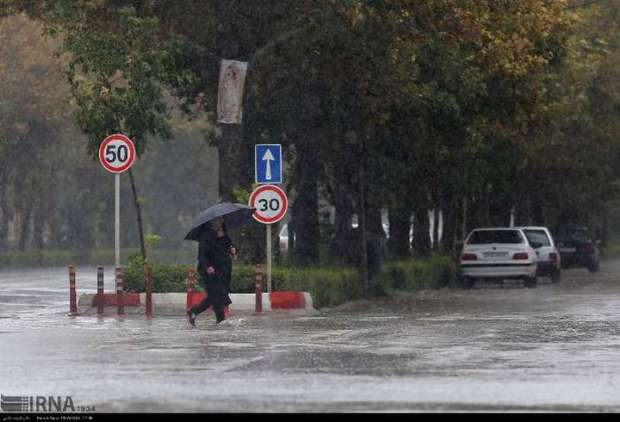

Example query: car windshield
[524,230,551,247]
[467,230,523,244]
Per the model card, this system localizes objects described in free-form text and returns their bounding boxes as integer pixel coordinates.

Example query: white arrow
[262,148,275,180]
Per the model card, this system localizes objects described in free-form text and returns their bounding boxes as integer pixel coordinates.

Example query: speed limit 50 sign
[99,134,136,173]
[249,184,288,224]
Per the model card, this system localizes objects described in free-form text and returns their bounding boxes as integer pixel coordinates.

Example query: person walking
[187,216,238,326]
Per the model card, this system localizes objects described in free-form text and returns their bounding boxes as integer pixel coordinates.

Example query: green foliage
[123,257,362,308]
[123,254,190,293]
[55,4,174,156]
[144,233,162,251]
[232,185,254,204]
[378,257,458,292]
[122,256,456,308]
[600,242,620,261]
[229,265,364,309]
[282,266,363,309]
[3,0,620,292]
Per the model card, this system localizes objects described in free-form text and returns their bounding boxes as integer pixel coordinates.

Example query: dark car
[554,224,600,273]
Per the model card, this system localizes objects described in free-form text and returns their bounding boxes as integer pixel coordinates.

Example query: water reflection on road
[1,263,619,412]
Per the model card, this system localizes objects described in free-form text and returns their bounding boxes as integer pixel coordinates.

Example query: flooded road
[1,262,620,412]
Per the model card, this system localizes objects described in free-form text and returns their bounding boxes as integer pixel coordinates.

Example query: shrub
[600,241,620,260]
[122,255,457,309]
[379,256,458,292]
[272,266,363,308]
[123,256,362,308]
[124,254,191,293]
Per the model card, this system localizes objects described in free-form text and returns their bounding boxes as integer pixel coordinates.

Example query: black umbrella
[184,202,255,241]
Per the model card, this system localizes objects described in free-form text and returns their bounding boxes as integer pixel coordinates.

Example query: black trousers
[191,278,231,322]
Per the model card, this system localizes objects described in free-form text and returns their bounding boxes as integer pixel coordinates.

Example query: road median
[76,291,317,316]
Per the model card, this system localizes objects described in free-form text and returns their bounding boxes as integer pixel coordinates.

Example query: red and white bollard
[115,267,125,316]
[97,266,104,316]
[186,268,195,311]
[145,265,153,318]
[255,263,263,313]
[68,265,78,316]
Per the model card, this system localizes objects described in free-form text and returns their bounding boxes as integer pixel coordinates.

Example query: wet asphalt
[1,261,619,412]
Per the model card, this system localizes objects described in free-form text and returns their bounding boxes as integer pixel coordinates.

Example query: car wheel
[551,269,561,283]
[458,275,475,289]
[524,275,537,288]
[588,260,600,273]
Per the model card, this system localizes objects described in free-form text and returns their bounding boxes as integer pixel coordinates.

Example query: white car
[516,226,561,283]
[459,228,539,288]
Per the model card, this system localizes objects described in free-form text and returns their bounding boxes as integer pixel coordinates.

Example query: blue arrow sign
[255,144,282,184]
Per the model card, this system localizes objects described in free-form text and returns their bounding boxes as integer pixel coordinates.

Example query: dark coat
[196,227,233,309]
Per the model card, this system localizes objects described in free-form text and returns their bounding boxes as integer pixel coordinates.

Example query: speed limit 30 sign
[249,184,288,224]
[99,134,136,173]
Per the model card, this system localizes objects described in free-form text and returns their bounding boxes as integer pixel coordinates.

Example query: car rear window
[467,230,524,244]
[524,230,551,247]
[557,227,591,242]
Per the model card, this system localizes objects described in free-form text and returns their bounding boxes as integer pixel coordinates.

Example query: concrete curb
[77,292,316,316]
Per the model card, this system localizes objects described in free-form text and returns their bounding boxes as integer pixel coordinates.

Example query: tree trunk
[128,168,147,260]
[359,159,369,294]
[328,185,354,263]
[483,190,492,227]
[287,218,296,255]
[214,0,246,203]
[18,205,32,252]
[461,195,468,241]
[0,184,8,252]
[488,191,512,226]
[440,194,457,257]
[413,205,431,257]
[32,165,56,252]
[273,222,281,264]
[388,205,411,259]
[32,202,46,251]
[212,1,262,266]
[531,191,545,226]
[217,125,244,202]
[365,204,385,292]
[514,192,528,227]
[291,142,320,265]
[600,205,608,247]
[467,195,485,233]
[432,207,440,251]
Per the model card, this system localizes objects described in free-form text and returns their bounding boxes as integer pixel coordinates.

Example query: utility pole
[359,142,369,294]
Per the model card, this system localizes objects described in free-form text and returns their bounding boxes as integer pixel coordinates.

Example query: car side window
[524,230,551,247]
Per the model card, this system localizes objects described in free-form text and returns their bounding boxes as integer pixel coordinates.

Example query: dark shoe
[187,310,196,327]
[215,310,226,324]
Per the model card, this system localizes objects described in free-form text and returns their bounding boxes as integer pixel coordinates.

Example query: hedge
[124,255,362,309]
[123,254,457,309]
[378,256,458,292]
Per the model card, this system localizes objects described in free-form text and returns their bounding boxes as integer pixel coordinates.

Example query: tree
[0,14,73,251]
[11,1,186,259]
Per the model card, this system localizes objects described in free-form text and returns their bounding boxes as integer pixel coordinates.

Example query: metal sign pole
[266,223,272,293]
[115,173,120,269]
[99,134,134,275]
[250,184,287,295]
